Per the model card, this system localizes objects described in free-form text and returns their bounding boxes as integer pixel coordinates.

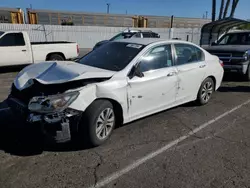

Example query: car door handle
[167,72,176,77]
[22,49,27,52]
[199,64,206,68]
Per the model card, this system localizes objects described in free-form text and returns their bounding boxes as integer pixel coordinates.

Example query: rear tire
[47,54,64,61]
[78,100,115,147]
[196,77,214,105]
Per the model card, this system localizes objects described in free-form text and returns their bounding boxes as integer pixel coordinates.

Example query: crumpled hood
[14,61,115,91]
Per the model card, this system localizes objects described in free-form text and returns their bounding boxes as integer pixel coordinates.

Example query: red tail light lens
[77,44,79,55]
[219,60,224,67]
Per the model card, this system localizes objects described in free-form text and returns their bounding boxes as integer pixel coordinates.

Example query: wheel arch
[46,52,65,60]
[92,98,124,126]
[207,75,216,91]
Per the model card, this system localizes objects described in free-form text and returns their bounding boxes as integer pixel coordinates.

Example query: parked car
[0,31,79,67]
[203,31,250,80]
[7,38,224,147]
[93,29,160,50]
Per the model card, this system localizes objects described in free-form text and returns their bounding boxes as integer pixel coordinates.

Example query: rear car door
[127,44,178,119]
[0,32,32,66]
[173,43,207,103]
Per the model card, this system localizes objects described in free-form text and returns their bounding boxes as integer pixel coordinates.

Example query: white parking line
[91,99,250,188]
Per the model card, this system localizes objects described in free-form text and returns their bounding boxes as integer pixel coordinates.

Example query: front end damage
[7,78,108,143]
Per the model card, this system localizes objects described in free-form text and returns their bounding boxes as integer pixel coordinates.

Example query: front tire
[79,100,115,147]
[196,77,214,105]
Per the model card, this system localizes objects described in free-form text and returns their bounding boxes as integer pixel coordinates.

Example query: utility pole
[107,3,110,14]
[206,11,208,19]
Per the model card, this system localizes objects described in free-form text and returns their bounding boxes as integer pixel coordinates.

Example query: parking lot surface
[0,70,250,188]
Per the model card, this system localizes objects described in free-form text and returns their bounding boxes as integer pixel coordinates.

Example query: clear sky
[1,0,249,19]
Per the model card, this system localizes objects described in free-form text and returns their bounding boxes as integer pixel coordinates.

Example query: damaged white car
[7,38,224,146]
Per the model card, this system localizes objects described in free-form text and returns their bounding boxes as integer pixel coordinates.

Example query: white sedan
[8,38,224,146]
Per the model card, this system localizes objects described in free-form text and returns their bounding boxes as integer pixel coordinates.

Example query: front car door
[127,44,179,121]
[173,43,207,103]
[0,32,32,66]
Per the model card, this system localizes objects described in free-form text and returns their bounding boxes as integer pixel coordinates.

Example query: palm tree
[212,0,216,21]
[218,0,225,19]
[230,0,239,17]
[223,0,231,18]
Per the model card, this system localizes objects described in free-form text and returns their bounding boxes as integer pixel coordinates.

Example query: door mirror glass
[128,65,144,79]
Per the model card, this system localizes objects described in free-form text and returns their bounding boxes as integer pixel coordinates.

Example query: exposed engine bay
[8,77,110,143]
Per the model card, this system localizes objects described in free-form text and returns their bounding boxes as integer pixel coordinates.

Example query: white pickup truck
[0,31,79,67]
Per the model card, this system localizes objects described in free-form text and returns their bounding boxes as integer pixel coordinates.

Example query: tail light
[77,44,79,55]
[219,60,224,67]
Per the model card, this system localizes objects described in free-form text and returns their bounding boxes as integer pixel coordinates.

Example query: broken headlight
[28,91,79,113]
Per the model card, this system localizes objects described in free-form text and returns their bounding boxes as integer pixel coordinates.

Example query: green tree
[237,24,250,30]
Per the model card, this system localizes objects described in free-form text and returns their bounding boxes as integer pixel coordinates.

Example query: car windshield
[110,32,135,41]
[79,42,145,71]
[217,33,250,45]
[0,31,4,37]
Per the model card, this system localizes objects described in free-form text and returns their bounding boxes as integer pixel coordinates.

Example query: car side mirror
[128,65,144,79]
[211,42,217,46]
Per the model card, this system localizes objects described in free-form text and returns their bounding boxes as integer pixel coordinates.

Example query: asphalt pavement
[0,70,250,188]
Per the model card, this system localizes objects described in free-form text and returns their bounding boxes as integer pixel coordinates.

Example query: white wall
[0,23,201,48]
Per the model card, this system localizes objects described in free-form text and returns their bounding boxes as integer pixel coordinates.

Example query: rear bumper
[7,97,83,143]
[223,62,249,74]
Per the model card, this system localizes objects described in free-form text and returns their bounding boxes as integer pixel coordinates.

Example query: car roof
[114,38,194,46]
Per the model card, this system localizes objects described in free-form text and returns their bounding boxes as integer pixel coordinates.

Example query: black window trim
[172,43,205,66]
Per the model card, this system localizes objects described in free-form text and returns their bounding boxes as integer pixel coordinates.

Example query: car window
[174,43,204,65]
[133,33,141,38]
[0,33,25,46]
[110,33,124,41]
[217,33,250,45]
[79,42,145,71]
[151,33,160,38]
[138,45,173,73]
[217,35,230,45]
[142,33,152,38]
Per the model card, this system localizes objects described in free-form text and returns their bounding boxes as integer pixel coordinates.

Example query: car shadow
[218,86,250,92]
[222,73,246,82]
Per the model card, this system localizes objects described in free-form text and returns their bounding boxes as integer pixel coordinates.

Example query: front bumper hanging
[7,97,82,143]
